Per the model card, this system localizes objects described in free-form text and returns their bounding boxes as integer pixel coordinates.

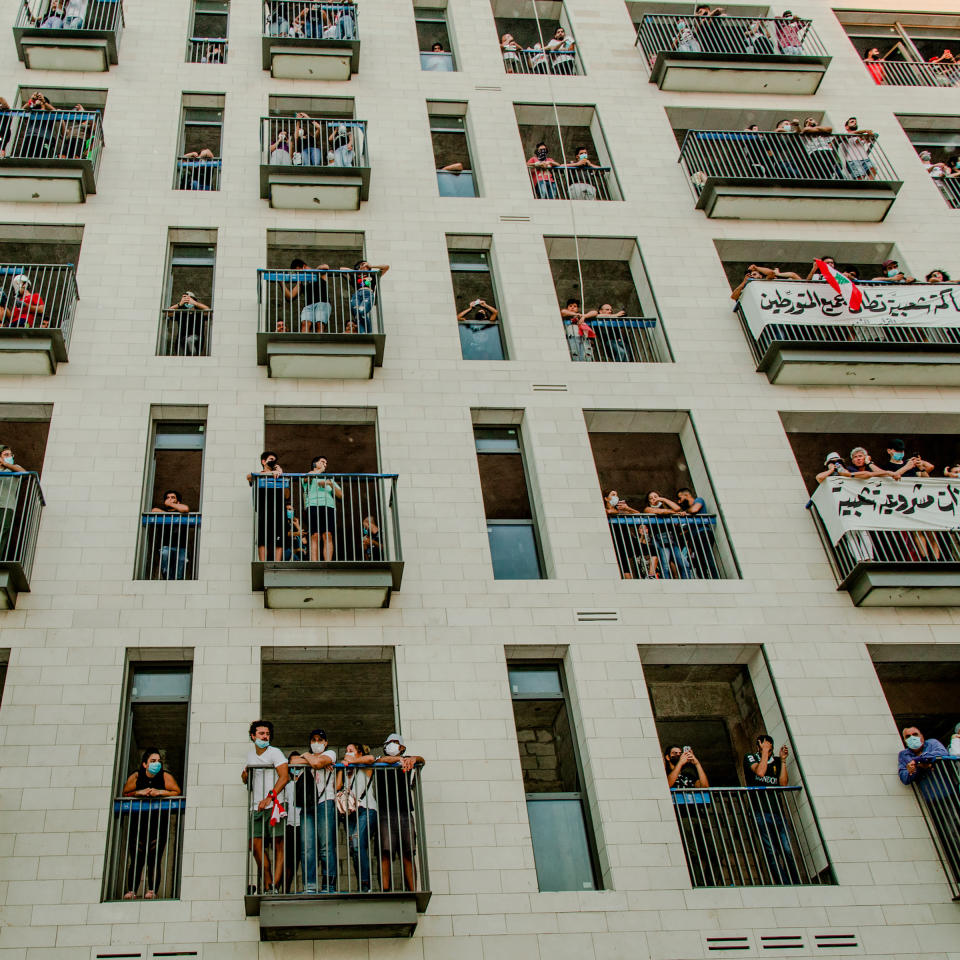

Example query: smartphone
[682,745,691,753]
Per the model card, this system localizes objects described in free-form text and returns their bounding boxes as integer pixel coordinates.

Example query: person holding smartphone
[247,451,288,561]
[664,745,709,788]
[744,734,799,884]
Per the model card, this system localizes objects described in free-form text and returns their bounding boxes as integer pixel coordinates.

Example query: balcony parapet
[13,0,124,71]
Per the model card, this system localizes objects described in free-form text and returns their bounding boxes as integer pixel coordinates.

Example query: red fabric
[10,292,44,326]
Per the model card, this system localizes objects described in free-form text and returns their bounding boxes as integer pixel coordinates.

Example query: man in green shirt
[302,456,342,561]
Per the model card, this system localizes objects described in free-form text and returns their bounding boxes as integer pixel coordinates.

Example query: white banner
[811,476,960,546]
[737,281,960,340]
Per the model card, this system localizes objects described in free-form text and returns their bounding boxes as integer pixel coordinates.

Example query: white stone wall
[0,0,957,957]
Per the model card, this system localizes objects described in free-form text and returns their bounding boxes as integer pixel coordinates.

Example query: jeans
[654,540,692,579]
[42,15,64,27]
[346,807,377,890]
[753,809,799,884]
[332,145,355,167]
[64,15,83,27]
[268,17,289,35]
[330,10,355,38]
[301,799,338,892]
[300,146,323,166]
[299,301,331,329]
[536,179,558,199]
[350,288,375,332]
[565,325,591,361]
[158,546,187,580]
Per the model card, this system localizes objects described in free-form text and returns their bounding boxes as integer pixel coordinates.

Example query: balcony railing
[245,762,428,902]
[637,14,827,64]
[528,164,615,200]
[263,1,357,39]
[135,513,201,581]
[608,515,726,580]
[501,46,582,75]
[175,156,220,191]
[187,37,227,63]
[564,316,664,363]
[260,117,368,170]
[103,795,186,900]
[0,107,104,172]
[420,50,454,71]
[671,786,828,887]
[910,757,960,898]
[0,262,78,345]
[13,0,125,68]
[935,177,960,209]
[865,59,960,87]
[679,130,900,198]
[156,307,212,357]
[0,471,44,605]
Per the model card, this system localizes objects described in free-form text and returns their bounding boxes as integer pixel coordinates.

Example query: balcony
[260,117,369,210]
[175,155,220,192]
[13,0,124,71]
[0,471,44,609]
[672,786,827,887]
[257,268,383,379]
[0,108,104,202]
[864,59,960,88]
[135,512,201,581]
[678,131,901,221]
[564,316,665,363]
[262,1,358,79]
[637,14,830,94]
[502,46,582,76]
[419,50,453,71]
[250,472,402,608]
[810,475,960,606]
[608,515,727,580]
[0,263,77,373]
[245,762,430,939]
[936,176,960,210]
[156,306,212,357]
[186,37,227,63]
[910,757,960,898]
[528,164,615,201]
[737,280,960,385]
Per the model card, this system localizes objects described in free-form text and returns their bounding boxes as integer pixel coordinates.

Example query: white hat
[11,274,29,294]
[824,452,842,465]
[384,732,405,746]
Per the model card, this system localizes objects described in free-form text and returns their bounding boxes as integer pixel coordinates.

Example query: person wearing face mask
[121,747,182,900]
[302,456,341,561]
[545,27,577,75]
[289,729,337,893]
[604,489,653,579]
[328,121,354,167]
[242,720,290,894]
[883,439,934,479]
[527,142,558,199]
[564,146,602,200]
[950,723,960,758]
[743,734,799,884]
[665,745,709,788]
[337,743,377,892]
[0,445,26,563]
[375,734,425,892]
[898,727,949,785]
[871,259,915,284]
[248,451,289,562]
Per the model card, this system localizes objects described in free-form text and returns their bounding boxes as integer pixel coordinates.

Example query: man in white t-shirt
[242,719,290,893]
[289,728,337,893]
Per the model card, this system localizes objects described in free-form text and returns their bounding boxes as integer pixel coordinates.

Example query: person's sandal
[144,891,157,900]
[122,891,136,900]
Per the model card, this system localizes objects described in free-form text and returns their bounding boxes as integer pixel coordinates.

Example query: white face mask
[1,456,12,465]
[310,742,326,754]
[608,495,619,506]
[384,742,401,757]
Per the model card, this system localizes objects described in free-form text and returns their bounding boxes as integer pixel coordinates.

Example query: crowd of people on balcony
[267,115,361,169]
[499,26,578,75]
[0,92,97,161]
[244,721,424,895]
[264,1,356,40]
[665,8,809,57]
[864,46,960,87]
[25,0,88,29]
[527,143,606,200]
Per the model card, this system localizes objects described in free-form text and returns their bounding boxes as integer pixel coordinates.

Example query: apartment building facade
[0,0,957,957]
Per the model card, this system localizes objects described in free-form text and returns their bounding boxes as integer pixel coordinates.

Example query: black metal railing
[935,177,960,210]
[865,59,960,87]
[187,37,227,62]
[263,1,357,39]
[528,164,614,200]
[637,14,826,65]
[0,263,78,345]
[910,757,960,899]
[501,46,582,75]
[250,473,400,565]
[14,0,124,35]
[103,795,186,900]
[0,108,104,173]
[175,156,220,191]
[608,515,725,579]
[135,513,201,581]
[257,268,383,336]
[156,307,212,357]
[260,117,368,169]
[563,316,664,363]
[245,762,427,897]
[0,472,44,584]
[678,130,899,199]
[671,786,827,887]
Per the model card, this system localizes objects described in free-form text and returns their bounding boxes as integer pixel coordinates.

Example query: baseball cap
[384,732,405,747]
[881,259,898,269]
[309,728,327,741]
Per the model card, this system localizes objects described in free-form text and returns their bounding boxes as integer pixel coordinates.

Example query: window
[135,416,205,581]
[491,0,582,75]
[157,231,216,357]
[429,103,477,197]
[175,94,223,191]
[187,0,229,62]
[474,423,544,579]
[508,660,600,891]
[448,239,506,360]
[102,657,192,902]
[896,113,960,208]
[415,4,456,70]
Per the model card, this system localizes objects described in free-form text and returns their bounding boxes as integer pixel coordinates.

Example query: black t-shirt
[671,762,699,789]
[884,458,919,477]
[744,753,781,787]
[298,272,327,305]
[295,123,319,150]
[374,763,413,816]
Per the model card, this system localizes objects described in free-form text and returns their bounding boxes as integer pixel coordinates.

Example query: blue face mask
[147,761,162,776]
[890,451,904,463]
[905,735,922,750]
[255,739,270,749]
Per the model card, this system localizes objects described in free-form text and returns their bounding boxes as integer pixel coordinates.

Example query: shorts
[305,505,337,537]
[845,158,874,179]
[380,812,414,859]
[256,493,285,548]
[251,809,286,840]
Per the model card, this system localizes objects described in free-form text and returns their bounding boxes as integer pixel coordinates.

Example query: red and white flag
[815,259,863,311]
[269,792,287,827]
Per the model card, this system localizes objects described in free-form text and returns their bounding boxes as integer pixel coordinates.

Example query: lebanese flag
[268,792,287,827]
[815,259,863,311]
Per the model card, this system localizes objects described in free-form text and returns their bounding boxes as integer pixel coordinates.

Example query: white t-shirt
[246,745,288,810]
[342,766,377,811]
[294,749,337,803]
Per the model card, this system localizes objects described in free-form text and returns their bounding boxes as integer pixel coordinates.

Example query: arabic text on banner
[811,476,960,546]
[737,281,960,340]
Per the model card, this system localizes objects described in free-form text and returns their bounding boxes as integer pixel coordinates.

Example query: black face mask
[476,310,488,322]
[536,147,547,160]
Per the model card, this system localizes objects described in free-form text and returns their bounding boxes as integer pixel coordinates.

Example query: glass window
[488,522,540,580]
[527,798,596,891]
[449,249,505,360]
[130,668,192,702]
[415,7,456,69]
[508,664,562,696]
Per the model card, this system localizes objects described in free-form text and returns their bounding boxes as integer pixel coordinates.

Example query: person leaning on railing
[544,27,577,75]
[0,445,26,563]
[281,258,330,332]
[564,147,602,200]
[374,733,424,893]
[337,743,377,892]
[604,489,655,579]
[899,727,949,789]
[121,747,182,900]
[643,491,691,579]
[348,260,388,333]
[150,490,191,579]
[289,728,338,894]
[242,719,290,894]
[247,452,288,562]
[730,264,803,301]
